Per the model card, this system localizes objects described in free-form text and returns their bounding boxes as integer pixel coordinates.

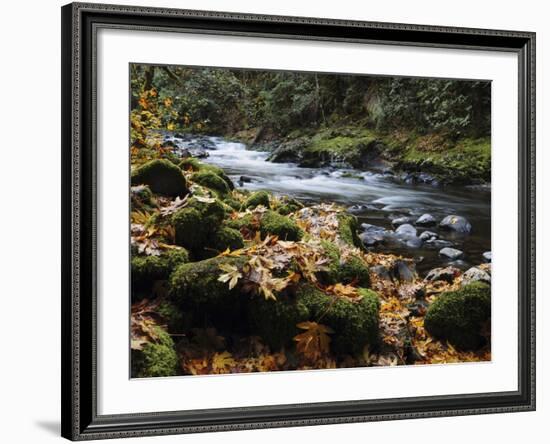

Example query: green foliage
[242,190,270,210]
[248,294,310,350]
[130,185,154,212]
[297,285,380,355]
[171,197,226,251]
[424,282,491,350]
[131,248,190,297]
[131,326,179,377]
[320,241,370,288]
[131,159,188,197]
[274,197,304,215]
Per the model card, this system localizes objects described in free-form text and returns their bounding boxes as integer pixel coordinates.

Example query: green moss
[259,211,303,241]
[424,282,491,350]
[399,136,491,184]
[226,214,254,231]
[242,190,270,210]
[209,226,244,254]
[191,171,230,195]
[297,285,380,355]
[248,294,310,350]
[131,248,190,297]
[222,195,242,211]
[320,241,370,287]
[156,300,188,334]
[131,159,188,197]
[179,158,234,190]
[169,256,248,327]
[275,197,304,216]
[171,197,226,251]
[131,326,179,378]
[130,185,154,211]
[337,213,363,248]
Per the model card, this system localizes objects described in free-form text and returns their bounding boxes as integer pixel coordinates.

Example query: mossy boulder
[297,285,380,355]
[179,158,234,190]
[130,185,154,211]
[191,170,230,195]
[131,248,190,298]
[242,190,270,210]
[259,211,303,241]
[131,159,188,197]
[320,241,370,287]
[275,197,304,215]
[169,256,248,328]
[337,213,363,248]
[171,197,226,251]
[156,300,189,334]
[248,294,310,350]
[226,210,302,241]
[131,326,179,378]
[424,281,491,350]
[209,226,244,254]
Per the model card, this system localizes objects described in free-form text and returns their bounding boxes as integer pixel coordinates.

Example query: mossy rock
[131,159,188,197]
[226,210,302,241]
[337,213,363,248]
[242,190,270,210]
[156,300,189,334]
[424,281,491,350]
[171,197,226,251]
[191,170,230,195]
[131,326,179,378]
[248,294,310,350]
[131,248,190,298]
[275,197,304,216]
[209,226,244,254]
[297,285,380,355]
[179,158,234,190]
[130,185,154,211]
[169,256,248,328]
[222,195,242,211]
[319,241,370,287]
[259,211,303,241]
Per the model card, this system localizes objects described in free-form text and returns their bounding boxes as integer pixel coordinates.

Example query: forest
[130,64,492,377]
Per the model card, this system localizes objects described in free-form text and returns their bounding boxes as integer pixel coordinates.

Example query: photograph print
[129,64,492,378]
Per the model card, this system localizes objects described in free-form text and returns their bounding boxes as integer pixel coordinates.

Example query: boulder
[419,230,438,241]
[439,247,464,260]
[131,326,179,378]
[242,190,270,210]
[371,265,392,281]
[424,282,491,350]
[461,267,491,287]
[319,241,370,288]
[416,213,437,226]
[395,224,417,237]
[392,260,415,283]
[424,239,453,249]
[424,266,461,284]
[482,251,492,262]
[391,216,413,227]
[439,215,472,234]
[131,159,188,197]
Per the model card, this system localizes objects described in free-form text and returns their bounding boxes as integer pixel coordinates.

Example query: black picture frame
[61,2,536,440]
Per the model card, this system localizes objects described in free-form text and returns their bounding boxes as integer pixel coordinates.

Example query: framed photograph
[61,2,536,440]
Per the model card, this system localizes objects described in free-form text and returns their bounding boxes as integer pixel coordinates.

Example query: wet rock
[371,265,392,281]
[447,260,470,271]
[360,231,386,247]
[239,175,253,184]
[416,213,437,226]
[439,215,472,234]
[482,251,492,262]
[424,266,461,283]
[405,237,423,248]
[419,230,438,241]
[392,260,415,283]
[424,239,453,249]
[461,267,491,286]
[439,247,464,260]
[395,224,417,237]
[348,204,368,214]
[391,216,413,227]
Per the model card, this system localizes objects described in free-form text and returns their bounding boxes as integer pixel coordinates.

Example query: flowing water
[170,135,491,274]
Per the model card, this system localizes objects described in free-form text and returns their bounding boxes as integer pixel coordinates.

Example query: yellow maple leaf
[294,321,333,361]
[211,351,237,374]
[218,263,242,290]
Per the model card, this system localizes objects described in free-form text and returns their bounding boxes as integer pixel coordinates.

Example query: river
[169,134,491,275]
